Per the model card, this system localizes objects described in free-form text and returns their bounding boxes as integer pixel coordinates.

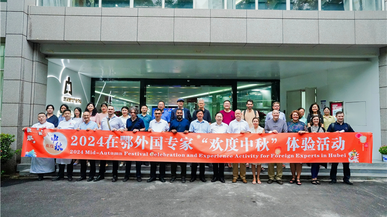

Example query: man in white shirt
[95,105,125,182]
[265,101,286,122]
[227,109,251,184]
[53,109,77,181]
[189,110,211,182]
[147,108,169,183]
[23,112,56,181]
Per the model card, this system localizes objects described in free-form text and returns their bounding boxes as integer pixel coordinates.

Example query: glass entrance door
[145,84,233,121]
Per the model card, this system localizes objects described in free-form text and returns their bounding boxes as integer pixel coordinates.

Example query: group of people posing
[24,98,355,185]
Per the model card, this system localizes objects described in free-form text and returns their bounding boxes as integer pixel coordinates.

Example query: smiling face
[87,104,94,112]
[83,111,90,122]
[312,104,318,113]
[215,113,223,123]
[141,106,148,114]
[292,112,299,122]
[312,116,320,126]
[107,106,115,115]
[63,110,71,121]
[74,109,81,118]
[223,101,230,110]
[101,104,108,113]
[158,101,165,110]
[272,103,280,111]
[298,108,305,117]
[252,118,259,127]
[196,111,204,121]
[324,107,330,115]
[246,101,253,110]
[272,110,279,121]
[235,110,242,121]
[121,108,129,116]
[176,110,183,120]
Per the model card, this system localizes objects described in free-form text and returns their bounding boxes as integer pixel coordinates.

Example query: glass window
[237,82,276,126]
[322,0,345,10]
[94,80,140,112]
[165,0,193,8]
[258,0,286,10]
[227,0,255,9]
[146,84,232,120]
[134,0,162,7]
[194,0,224,9]
[102,0,130,7]
[352,0,382,11]
[40,0,67,6]
[72,0,99,7]
[291,0,318,10]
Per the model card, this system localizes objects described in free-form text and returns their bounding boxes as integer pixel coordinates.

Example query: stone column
[1,0,47,172]
[380,47,387,148]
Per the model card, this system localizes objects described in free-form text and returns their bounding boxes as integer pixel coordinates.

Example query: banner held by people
[22,129,373,163]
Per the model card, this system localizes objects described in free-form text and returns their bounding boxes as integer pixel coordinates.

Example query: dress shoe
[200,177,207,182]
[276,180,283,185]
[147,177,156,182]
[52,176,64,181]
[76,177,86,181]
[219,178,225,183]
[329,179,337,184]
[112,176,117,182]
[232,178,237,183]
[211,177,218,182]
[242,179,248,184]
[159,177,166,183]
[344,180,353,185]
[190,177,196,182]
[181,177,186,183]
[94,175,104,182]
[170,177,176,183]
[137,177,142,182]
[123,177,129,182]
[267,179,274,184]
[68,177,73,182]
[38,175,44,181]
[87,177,94,182]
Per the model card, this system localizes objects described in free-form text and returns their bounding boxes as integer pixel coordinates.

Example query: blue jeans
[311,163,320,179]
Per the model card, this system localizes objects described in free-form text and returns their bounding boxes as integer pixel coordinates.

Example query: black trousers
[125,161,142,178]
[191,163,205,178]
[80,160,96,178]
[171,162,187,177]
[330,163,350,181]
[150,162,166,178]
[58,164,73,178]
[212,163,224,179]
[98,160,107,177]
[111,161,142,178]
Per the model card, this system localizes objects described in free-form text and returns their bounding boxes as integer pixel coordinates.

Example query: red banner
[22,129,373,163]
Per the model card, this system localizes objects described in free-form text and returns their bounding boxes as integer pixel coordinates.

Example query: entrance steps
[17,161,387,180]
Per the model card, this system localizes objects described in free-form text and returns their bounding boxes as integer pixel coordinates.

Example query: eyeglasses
[154,113,161,115]
[130,112,136,114]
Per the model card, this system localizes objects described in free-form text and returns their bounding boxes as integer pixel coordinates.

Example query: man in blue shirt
[169,109,190,183]
[46,104,59,127]
[138,105,152,131]
[95,105,125,182]
[171,98,192,122]
[327,111,354,185]
[189,110,211,182]
[158,101,171,123]
[121,107,146,183]
[76,111,98,182]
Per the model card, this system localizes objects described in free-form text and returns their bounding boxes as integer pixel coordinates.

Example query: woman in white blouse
[210,112,228,183]
[250,117,264,184]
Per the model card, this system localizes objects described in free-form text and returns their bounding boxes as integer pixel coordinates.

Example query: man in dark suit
[171,98,192,122]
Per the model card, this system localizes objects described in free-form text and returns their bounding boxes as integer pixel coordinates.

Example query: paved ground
[1,177,387,217]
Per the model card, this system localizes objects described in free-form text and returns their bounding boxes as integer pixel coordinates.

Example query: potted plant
[379,145,387,162]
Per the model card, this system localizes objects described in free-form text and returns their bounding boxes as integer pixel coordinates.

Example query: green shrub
[379,145,387,155]
[0,134,20,165]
